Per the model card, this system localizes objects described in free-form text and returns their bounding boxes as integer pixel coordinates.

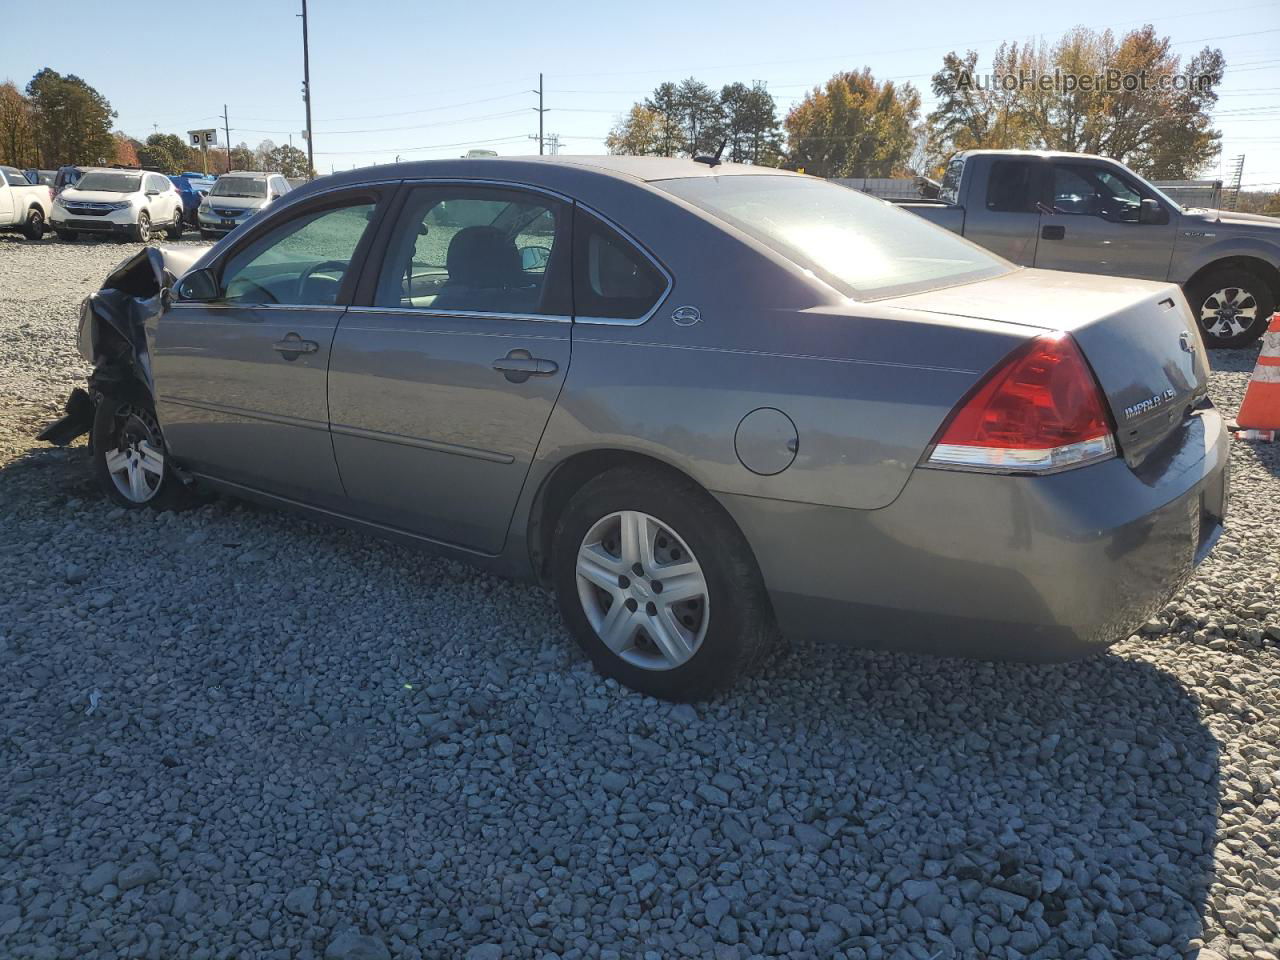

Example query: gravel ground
[1,235,1278,960]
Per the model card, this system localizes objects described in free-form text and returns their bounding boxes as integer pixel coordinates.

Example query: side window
[572,209,667,321]
[373,186,568,316]
[220,201,376,306]
[1053,164,1143,222]
[985,160,1039,213]
[939,157,965,206]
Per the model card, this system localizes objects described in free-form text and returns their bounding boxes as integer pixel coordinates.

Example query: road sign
[188,129,219,147]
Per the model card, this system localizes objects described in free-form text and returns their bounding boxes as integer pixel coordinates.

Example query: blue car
[169,174,216,225]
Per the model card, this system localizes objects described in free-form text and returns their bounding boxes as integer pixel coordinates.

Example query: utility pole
[223,104,231,174]
[531,73,546,155]
[300,0,315,180]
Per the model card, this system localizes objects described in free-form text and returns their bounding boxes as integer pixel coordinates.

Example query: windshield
[211,177,267,198]
[659,175,1010,299]
[74,172,141,193]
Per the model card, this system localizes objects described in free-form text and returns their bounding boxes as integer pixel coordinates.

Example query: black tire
[551,465,776,701]
[1185,268,1275,348]
[55,229,78,242]
[21,207,46,240]
[91,395,196,511]
[165,207,184,239]
[133,211,151,243]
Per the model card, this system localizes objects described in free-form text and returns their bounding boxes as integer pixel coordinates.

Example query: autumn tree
[112,131,138,167]
[926,25,1224,178]
[0,81,38,168]
[606,105,663,156]
[784,69,921,178]
[25,68,115,166]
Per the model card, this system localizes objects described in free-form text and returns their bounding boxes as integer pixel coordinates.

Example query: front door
[154,193,385,505]
[328,183,572,554]
[1034,161,1177,280]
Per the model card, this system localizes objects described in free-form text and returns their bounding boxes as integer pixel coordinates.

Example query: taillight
[927,332,1116,473]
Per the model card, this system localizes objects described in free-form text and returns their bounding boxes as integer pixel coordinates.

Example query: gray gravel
[2,235,1279,959]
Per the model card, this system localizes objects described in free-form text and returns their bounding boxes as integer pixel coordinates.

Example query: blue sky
[6,0,1278,187]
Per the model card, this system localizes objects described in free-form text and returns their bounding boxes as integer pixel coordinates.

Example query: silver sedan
[43,156,1228,701]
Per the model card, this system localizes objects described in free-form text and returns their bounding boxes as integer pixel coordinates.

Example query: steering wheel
[296,259,348,304]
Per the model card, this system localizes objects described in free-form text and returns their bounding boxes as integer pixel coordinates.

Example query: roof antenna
[694,139,728,167]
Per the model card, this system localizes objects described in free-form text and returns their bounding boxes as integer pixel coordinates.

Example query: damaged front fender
[39,247,175,447]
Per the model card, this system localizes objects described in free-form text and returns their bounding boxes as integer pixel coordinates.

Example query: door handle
[273,333,319,359]
[492,349,558,383]
[1041,225,1066,240]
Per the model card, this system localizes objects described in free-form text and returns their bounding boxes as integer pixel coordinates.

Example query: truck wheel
[55,229,78,242]
[21,207,46,240]
[132,211,151,243]
[1186,268,1275,348]
[550,465,777,701]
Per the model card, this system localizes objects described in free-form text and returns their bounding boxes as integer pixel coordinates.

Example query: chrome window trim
[167,302,348,313]
[570,205,673,328]
[346,305,570,324]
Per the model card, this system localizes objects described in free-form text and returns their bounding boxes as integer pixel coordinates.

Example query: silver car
[197,171,292,239]
[42,157,1228,701]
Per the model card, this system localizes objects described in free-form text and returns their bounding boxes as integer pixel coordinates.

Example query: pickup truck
[0,165,52,240]
[898,149,1280,347]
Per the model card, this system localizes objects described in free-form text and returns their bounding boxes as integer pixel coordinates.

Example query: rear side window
[939,157,965,206]
[572,209,667,321]
[985,160,1040,213]
[2,167,30,186]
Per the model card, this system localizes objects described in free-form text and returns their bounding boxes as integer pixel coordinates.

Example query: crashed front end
[37,246,197,447]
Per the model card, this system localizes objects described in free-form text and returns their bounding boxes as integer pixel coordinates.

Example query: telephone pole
[531,73,546,155]
[300,0,315,180]
[223,104,231,173]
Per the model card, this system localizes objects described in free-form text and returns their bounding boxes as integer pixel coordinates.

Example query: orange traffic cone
[1235,312,1280,441]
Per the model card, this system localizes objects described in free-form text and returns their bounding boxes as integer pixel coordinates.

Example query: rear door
[1035,161,1177,280]
[963,157,1046,265]
[155,188,388,505]
[327,182,572,553]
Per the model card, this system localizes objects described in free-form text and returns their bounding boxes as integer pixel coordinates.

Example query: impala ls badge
[671,305,701,326]
[1124,388,1178,421]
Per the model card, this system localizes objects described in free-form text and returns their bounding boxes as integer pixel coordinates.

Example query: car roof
[955,148,1120,164]
[223,170,273,178]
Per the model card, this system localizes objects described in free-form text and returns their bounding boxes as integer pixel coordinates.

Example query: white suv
[50,169,184,242]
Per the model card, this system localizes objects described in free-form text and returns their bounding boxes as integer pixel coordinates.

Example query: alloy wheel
[1200,286,1258,340]
[575,510,710,671]
[103,405,165,504]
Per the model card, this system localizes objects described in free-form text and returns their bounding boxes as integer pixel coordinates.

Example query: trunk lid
[884,267,1210,465]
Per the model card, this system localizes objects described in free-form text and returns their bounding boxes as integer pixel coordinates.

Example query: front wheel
[551,465,776,701]
[1186,268,1275,347]
[22,207,45,240]
[132,211,151,243]
[91,395,193,510]
[165,207,184,239]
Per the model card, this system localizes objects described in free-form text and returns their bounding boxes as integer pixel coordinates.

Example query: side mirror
[1139,198,1168,225]
[520,245,551,272]
[175,267,219,302]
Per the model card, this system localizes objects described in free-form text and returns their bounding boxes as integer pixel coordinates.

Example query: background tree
[606,105,663,156]
[676,77,723,157]
[262,142,310,177]
[644,83,683,157]
[926,25,1224,178]
[141,132,188,172]
[720,82,782,164]
[111,131,138,167]
[25,68,115,166]
[0,81,38,168]
[785,69,921,178]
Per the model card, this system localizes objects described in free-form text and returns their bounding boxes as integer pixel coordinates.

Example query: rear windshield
[211,177,267,198]
[74,172,141,193]
[658,175,1010,299]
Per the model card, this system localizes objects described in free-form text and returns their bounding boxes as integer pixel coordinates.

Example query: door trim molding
[159,395,329,432]
[330,422,514,464]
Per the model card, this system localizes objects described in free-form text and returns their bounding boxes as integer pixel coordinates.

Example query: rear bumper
[719,406,1229,661]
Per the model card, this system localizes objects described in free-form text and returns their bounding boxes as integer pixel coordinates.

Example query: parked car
[24,169,57,189]
[39,157,1228,701]
[0,165,52,239]
[170,174,216,225]
[895,149,1280,347]
[50,168,184,242]
[53,165,89,194]
[197,171,291,239]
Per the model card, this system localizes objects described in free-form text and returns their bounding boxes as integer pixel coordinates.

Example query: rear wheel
[551,465,776,701]
[21,207,45,240]
[132,211,151,243]
[91,395,194,510]
[165,206,183,239]
[1187,268,1275,347]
